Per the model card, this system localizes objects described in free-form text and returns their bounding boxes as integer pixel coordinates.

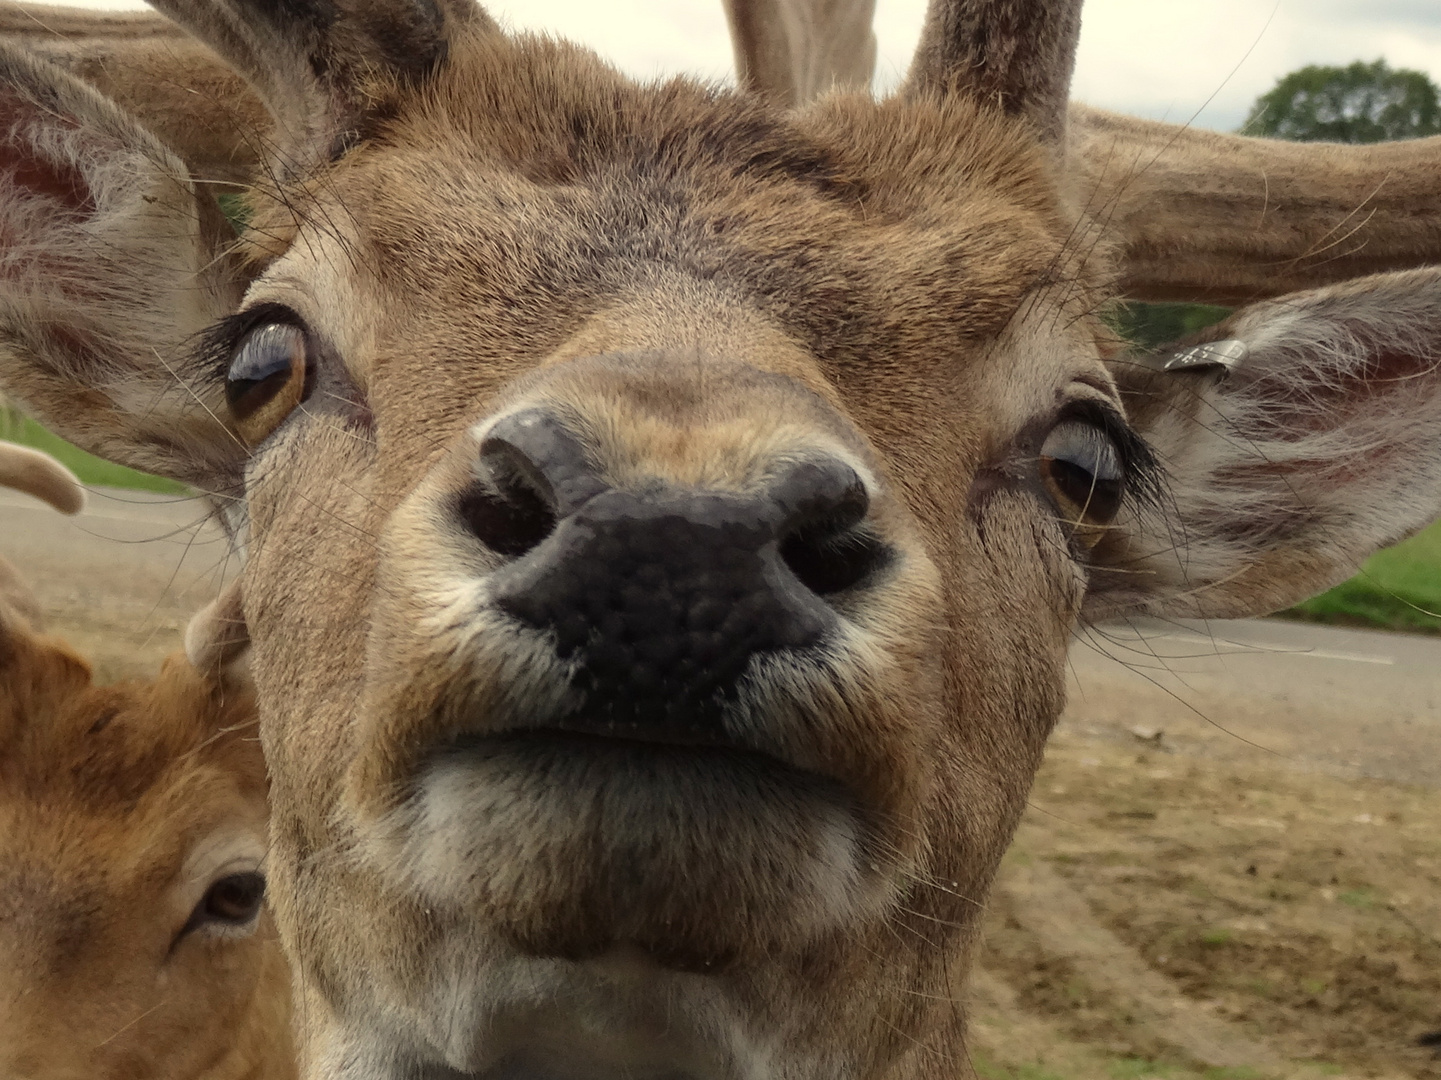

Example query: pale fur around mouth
[340,756,875,1080]
[356,733,899,966]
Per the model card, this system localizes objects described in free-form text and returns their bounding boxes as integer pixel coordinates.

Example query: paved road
[1065,615,1441,788]
[0,484,235,678]
[3,483,1439,783]
[0,483,234,587]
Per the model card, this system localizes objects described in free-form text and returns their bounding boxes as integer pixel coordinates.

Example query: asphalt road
[0,484,235,678]
[1064,615,1441,789]
[3,484,1438,785]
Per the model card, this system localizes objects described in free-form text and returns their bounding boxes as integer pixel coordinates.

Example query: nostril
[459,439,559,558]
[778,477,888,596]
[780,518,888,596]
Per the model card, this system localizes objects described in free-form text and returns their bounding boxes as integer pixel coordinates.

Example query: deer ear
[0,42,245,488]
[1,4,268,185]
[185,580,252,692]
[1091,267,1441,621]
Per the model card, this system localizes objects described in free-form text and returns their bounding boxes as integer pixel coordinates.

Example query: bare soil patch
[973,726,1441,1080]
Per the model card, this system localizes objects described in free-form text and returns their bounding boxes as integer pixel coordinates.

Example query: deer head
[0,466,290,1079]
[3,1,1441,1077]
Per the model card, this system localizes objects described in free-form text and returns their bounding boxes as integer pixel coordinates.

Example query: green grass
[1282,519,1441,635]
[1108,302,1233,351]
[0,409,186,494]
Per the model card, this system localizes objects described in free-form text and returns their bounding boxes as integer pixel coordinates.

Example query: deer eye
[1039,419,1125,541]
[183,871,266,939]
[225,321,312,445]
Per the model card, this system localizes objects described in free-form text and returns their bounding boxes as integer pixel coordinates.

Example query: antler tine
[723,0,876,107]
[906,0,1081,147]
[145,0,491,175]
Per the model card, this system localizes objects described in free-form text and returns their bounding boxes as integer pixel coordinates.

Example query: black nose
[468,410,887,744]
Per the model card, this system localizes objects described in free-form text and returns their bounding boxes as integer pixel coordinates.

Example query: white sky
[30,0,1441,132]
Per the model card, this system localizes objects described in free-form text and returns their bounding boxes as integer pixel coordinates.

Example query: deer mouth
[372,721,894,973]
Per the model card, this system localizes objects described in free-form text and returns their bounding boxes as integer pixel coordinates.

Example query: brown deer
[2,1,1441,1076]
[0,445,292,1079]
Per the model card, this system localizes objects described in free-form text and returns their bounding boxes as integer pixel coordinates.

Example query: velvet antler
[907,0,1082,147]
[723,0,875,105]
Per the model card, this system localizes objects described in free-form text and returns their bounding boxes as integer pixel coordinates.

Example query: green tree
[1243,59,1441,143]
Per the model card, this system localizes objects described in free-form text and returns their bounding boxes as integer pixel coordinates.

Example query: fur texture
[0,468,292,1079]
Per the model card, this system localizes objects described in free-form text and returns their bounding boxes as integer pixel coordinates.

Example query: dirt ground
[3,488,1438,1079]
[969,631,1441,1080]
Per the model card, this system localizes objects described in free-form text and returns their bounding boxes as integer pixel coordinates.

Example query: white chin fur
[314,951,807,1080]
[360,745,893,950]
[338,749,892,1079]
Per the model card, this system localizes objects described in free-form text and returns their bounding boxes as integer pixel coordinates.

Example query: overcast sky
[32,0,1441,132]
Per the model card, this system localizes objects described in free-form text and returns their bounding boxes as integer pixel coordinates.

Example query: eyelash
[200,302,310,379]
[1057,400,1163,511]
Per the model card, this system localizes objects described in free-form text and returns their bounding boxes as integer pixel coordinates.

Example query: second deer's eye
[226,321,312,445]
[183,871,266,940]
[1040,420,1125,541]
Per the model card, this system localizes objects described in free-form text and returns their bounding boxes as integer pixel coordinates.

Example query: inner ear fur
[0,40,245,486]
[1091,267,1441,622]
[185,580,251,685]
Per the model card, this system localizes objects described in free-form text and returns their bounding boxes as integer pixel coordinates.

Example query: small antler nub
[906,0,1081,147]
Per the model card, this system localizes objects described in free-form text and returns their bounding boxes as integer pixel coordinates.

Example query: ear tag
[1159,338,1248,373]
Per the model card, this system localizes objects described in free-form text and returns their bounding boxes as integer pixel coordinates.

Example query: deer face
[226,50,1109,1071]
[6,2,1441,1078]
[0,634,290,1080]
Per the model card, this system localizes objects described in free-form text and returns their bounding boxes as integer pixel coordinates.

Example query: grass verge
[1281,518,1441,635]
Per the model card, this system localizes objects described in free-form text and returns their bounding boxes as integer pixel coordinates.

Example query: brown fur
[0,3,267,184]
[2,3,1441,1078]
[0,639,295,1080]
[0,447,291,1078]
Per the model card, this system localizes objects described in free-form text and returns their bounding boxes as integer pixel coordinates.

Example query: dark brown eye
[1040,420,1125,543]
[186,871,265,936]
[225,321,312,445]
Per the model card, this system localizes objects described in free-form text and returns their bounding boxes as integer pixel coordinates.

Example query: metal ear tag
[1158,338,1248,373]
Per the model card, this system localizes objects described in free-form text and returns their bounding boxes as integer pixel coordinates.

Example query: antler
[0,441,84,515]
[723,0,876,106]
[1070,103,1441,303]
[907,0,1081,147]
[0,2,264,183]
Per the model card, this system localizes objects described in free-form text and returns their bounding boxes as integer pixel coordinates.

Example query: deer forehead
[234,37,1093,434]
